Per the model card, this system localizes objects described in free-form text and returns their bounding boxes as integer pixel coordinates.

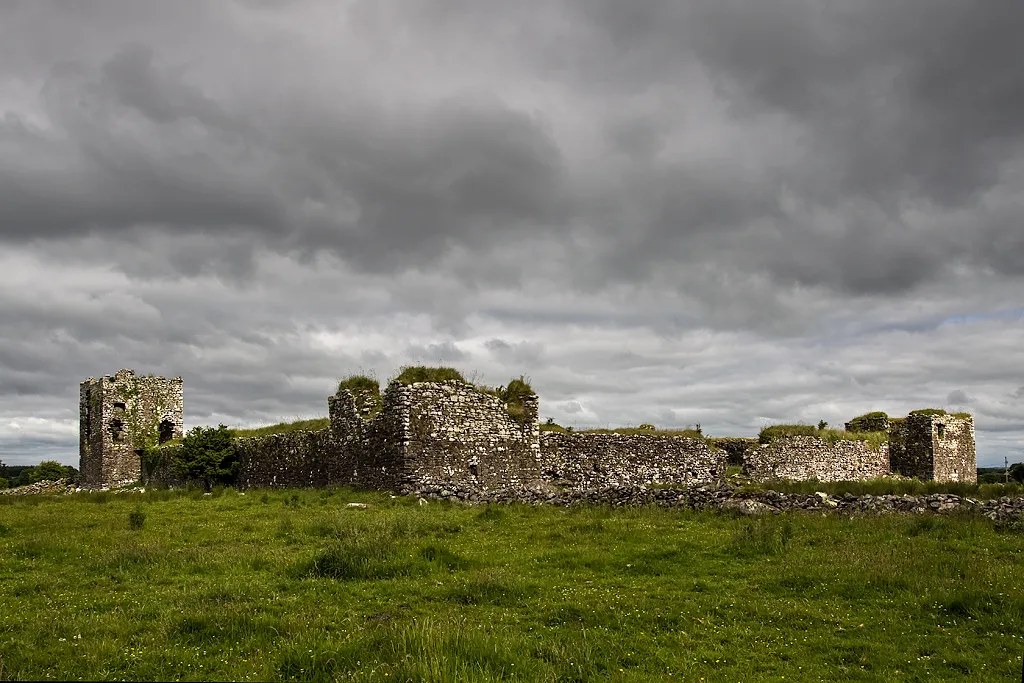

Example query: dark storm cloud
[1,1,1023,468]
[1,39,569,280]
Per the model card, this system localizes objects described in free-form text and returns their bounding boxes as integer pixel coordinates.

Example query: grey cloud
[0,1,1022,470]
[405,341,468,363]
[946,390,971,405]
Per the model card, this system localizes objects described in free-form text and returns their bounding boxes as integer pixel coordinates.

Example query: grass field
[1,488,1022,682]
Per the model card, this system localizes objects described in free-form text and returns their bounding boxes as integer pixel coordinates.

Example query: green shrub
[393,366,467,385]
[0,477,7,490]
[499,376,534,425]
[171,425,239,492]
[128,507,146,531]
[20,460,76,484]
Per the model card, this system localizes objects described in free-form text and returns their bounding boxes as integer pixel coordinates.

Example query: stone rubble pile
[406,482,1024,522]
[0,479,77,496]
[0,479,145,496]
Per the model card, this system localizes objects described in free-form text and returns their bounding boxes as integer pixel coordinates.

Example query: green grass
[759,425,888,451]
[1,489,1022,681]
[230,418,330,439]
[580,427,707,438]
[908,408,972,419]
[393,365,467,385]
[741,478,1024,499]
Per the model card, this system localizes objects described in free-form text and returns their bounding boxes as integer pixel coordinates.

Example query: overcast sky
[1,1,1022,468]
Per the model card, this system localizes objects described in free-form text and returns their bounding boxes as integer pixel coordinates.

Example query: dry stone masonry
[79,369,978,491]
[79,369,183,488]
[540,432,727,489]
[744,437,890,483]
[889,413,976,483]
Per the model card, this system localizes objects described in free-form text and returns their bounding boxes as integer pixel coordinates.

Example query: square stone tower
[79,369,184,488]
[888,413,976,483]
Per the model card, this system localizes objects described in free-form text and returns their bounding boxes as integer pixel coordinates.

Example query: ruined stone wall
[709,437,758,466]
[79,369,183,488]
[539,433,727,489]
[401,381,541,491]
[889,415,935,480]
[235,429,346,489]
[931,415,976,483]
[330,383,410,491]
[744,436,890,483]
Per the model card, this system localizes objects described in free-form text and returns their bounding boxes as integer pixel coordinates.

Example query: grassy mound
[393,366,467,385]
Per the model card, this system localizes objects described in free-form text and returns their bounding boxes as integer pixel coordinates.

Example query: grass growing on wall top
[908,408,972,419]
[336,374,380,396]
[392,365,467,385]
[583,426,707,439]
[759,425,888,451]
[499,376,534,425]
[230,417,330,439]
[540,422,706,438]
[1,489,1022,680]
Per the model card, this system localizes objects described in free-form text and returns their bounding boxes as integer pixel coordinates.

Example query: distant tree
[171,425,238,491]
[1009,462,1024,484]
[33,461,68,482]
[817,419,829,430]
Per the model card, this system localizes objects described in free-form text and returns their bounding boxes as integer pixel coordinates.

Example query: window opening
[108,418,124,443]
[158,420,175,444]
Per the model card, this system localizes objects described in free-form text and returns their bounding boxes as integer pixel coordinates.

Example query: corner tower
[888,412,976,483]
[79,369,184,488]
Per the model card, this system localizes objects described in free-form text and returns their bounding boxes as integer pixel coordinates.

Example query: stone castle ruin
[78,369,976,490]
[79,370,184,488]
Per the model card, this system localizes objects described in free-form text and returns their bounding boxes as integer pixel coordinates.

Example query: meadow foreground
[1,487,1021,681]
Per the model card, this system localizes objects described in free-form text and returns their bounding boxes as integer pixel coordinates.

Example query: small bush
[128,507,146,531]
[171,425,239,492]
[0,477,7,489]
[500,376,535,425]
[393,366,466,385]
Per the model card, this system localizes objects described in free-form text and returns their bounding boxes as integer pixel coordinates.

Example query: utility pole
[1006,456,1010,484]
